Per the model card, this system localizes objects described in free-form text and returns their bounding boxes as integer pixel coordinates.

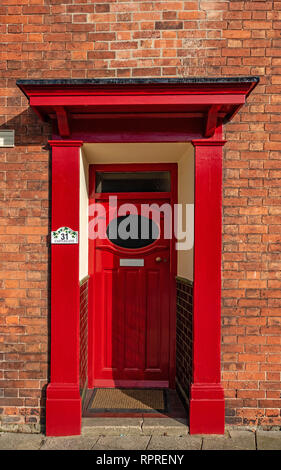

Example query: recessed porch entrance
[80,145,194,426]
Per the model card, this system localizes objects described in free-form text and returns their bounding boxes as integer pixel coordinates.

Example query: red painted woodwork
[53,117,208,143]
[93,199,171,387]
[23,93,246,108]
[204,105,220,138]
[46,140,83,436]
[54,106,70,137]
[17,79,258,139]
[88,164,177,390]
[189,136,226,435]
[15,79,259,436]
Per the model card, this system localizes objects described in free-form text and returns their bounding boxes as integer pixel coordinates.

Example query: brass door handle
[155,257,162,263]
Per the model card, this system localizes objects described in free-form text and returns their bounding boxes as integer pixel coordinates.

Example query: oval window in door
[106,214,159,249]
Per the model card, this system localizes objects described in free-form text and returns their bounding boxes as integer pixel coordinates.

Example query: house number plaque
[51,227,78,244]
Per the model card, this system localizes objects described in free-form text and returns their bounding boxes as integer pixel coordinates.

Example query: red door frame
[16,78,259,436]
[88,163,178,390]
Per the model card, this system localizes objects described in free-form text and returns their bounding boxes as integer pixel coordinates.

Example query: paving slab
[147,435,202,450]
[142,418,188,436]
[93,435,151,450]
[0,432,44,450]
[256,431,281,450]
[82,418,143,436]
[2,429,281,451]
[202,431,256,450]
[40,435,99,450]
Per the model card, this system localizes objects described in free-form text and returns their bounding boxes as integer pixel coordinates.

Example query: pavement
[0,423,281,450]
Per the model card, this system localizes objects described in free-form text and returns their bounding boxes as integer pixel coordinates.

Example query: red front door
[89,166,176,388]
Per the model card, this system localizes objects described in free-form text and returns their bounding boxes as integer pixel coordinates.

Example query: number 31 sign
[51,227,78,244]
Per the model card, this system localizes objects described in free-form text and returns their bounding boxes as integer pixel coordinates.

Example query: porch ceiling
[17,77,259,139]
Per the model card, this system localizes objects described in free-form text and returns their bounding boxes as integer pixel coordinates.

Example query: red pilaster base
[46,384,81,436]
[189,383,225,435]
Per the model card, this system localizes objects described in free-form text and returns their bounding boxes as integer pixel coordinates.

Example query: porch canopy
[17,77,259,139]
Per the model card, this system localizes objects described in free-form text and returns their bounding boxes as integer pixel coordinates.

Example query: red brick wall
[1,0,281,431]
[0,142,50,432]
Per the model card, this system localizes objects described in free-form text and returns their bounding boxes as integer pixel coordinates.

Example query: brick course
[0,0,280,431]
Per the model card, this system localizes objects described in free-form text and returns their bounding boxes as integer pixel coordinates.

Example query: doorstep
[82,416,189,437]
[82,388,187,420]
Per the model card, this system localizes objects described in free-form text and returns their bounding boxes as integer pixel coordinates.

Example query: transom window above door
[95,171,171,193]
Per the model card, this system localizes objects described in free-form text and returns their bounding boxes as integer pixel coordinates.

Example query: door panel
[146,269,161,370]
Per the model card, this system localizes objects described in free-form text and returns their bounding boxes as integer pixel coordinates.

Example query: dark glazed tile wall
[175,276,193,407]
[79,277,89,404]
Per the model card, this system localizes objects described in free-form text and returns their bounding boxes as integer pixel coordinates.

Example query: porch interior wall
[79,148,89,281]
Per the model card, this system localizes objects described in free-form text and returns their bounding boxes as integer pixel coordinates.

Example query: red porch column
[46,140,83,436]
[189,137,226,435]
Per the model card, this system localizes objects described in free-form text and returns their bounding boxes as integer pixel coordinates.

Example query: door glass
[106,215,159,249]
[95,171,170,193]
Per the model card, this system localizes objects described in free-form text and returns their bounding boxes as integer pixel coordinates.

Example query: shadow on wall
[1,107,52,432]
[0,107,52,146]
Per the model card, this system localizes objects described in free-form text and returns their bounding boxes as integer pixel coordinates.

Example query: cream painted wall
[82,142,192,164]
[79,148,89,281]
[177,148,194,281]
[82,143,194,282]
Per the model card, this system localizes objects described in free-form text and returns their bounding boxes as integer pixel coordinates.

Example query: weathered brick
[155,21,183,29]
